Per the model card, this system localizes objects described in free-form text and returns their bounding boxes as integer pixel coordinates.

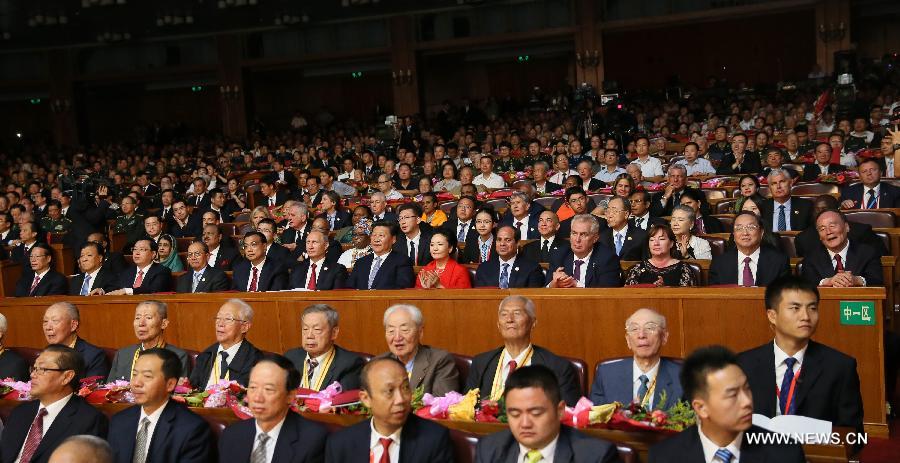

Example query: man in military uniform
[114,196,145,252]
[494,141,523,173]
[39,200,73,234]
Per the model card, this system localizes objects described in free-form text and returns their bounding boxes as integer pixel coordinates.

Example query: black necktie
[219,351,229,379]
[541,239,550,262]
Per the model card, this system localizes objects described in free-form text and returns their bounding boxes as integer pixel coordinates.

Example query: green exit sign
[839,301,876,326]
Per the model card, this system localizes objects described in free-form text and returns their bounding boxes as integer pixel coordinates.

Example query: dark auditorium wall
[603,10,816,88]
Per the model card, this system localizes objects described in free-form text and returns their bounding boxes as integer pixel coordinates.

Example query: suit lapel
[753,345,778,416]
[399,416,419,463]
[409,348,430,390]
[553,428,574,462]
[35,396,78,459]
[230,342,251,376]
[793,342,823,412]
[147,402,176,462]
[8,402,38,455]
[271,414,298,463]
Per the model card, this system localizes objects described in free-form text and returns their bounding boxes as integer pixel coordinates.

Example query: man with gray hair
[465,296,581,405]
[547,214,621,288]
[760,167,813,232]
[368,191,397,222]
[376,304,459,395]
[48,435,113,463]
[284,304,365,390]
[600,196,646,260]
[280,202,312,252]
[590,308,683,407]
[650,163,695,217]
[189,298,262,388]
[500,191,542,240]
[107,300,191,382]
[43,302,109,378]
[0,312,29,381]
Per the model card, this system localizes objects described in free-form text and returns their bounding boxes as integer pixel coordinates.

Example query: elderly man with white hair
[188,299,263,388]
[0,312,29,381]
[375,304,459,395]
[760,167,813,232]
[465,295,581,405]
[106,300,191,382]
[43,302,110,378]
[589,308,683,407]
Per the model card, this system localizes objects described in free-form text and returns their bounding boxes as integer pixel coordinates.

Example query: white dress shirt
[632,359,660,408]
[594,166,627,183]
[824,240,864,285]
[457,220,472,240]
[632,213,651,230]
[209,246,220,267]
[498,256,517,285]
[886,157,895,178]
[304,257,327,289]
[736,247,761,286]
[518,434,559,463]
[124,264,154,295]
[406,232,422,262]
[15,394,74,463]
[771,198,792,231]
[861,184,881,209]
[369,419,402,463]
[549,169,578,185]
[675,158,716,176]
[207,341,243,388]
[473,173,507,189]
[697,423,742,463]
[631,156,665,178]
[572,251,592,288]
[253,416,286,463]
[135,400,169,459]
[773,341,807,416]
[248,258,267,291]
[511,216,530,239]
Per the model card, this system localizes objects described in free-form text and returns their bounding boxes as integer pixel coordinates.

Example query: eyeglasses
[214,317,246,325]
[626,323,662,334]
[734,225,761,233]
[30,365,67,375]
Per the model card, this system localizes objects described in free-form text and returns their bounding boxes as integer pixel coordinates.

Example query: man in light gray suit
[589,308,683,407]
[107,300,191,382]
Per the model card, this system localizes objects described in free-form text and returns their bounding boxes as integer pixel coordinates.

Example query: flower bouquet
[0,378,30,400]
[78,377,134,404]
[560,397,618,428]
[606,393,695,434]
[295,382,361,414]
[173,379,246,409]
[818,170,858,185]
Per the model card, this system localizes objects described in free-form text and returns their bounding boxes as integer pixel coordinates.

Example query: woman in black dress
[624,224,698,287]
[0,314,30,381]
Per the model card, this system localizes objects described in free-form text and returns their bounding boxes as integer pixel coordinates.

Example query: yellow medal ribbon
[301,348,336,390]
[639,374,658,408]
[489,346,534,401]
[130,341,165,380]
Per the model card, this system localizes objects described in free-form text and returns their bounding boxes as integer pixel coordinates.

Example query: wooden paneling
[0,287,886,435]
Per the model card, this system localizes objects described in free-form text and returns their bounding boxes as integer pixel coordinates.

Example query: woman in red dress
[415,230,472,289]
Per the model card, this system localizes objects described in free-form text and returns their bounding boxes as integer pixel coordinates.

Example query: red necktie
[378,437,392,463]
[29,275,41,294]
[507,360,518,380]
[249,267,259,292]
[19,408,47,463]
[307,263,317,290]
[834,254,844,273]
[134,270,144,288]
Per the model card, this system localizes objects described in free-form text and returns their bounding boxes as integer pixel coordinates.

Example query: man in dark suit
[760,168,813,232]
[576,159,605,192]
[325,357,455,463]
[678,188,725,234]
[42,302,110,378]
[520,210,566,264]
[167,200,201,238]
[709,212,791,286]
[280,202,313,256]
[738,276,864,434]
[557,187,591,239]
[107,239,172,295]
[600,197,647,261]
[348,221,415,290]
[14,242,67,297]
[108,348,210,463]
[628,190,667,232]
[256,218,292,266]
[500,191,544,241]
[284,304,364,390]
[393,203,434,266]
[475,365,619,463]
[547,214,621,288]
[648,346,805,463]
[201,224,240,271]
[316,191,352,231]
[232,232,289,292]
[715,133,762,175]
[590,308,683,407]
[0,345,108,463]
[289,231,347,290]
[69,242,121,296]
[475,226,545,288]
[799,210,883,287]
[189,299,263,388]
[441,196,479,245]
[205,188,240,223]
[176,241,230,293]
[368,192,397,222]
[802,141,847,182]
[649,164,696,217]
[10,220,40,266]
[0,211,19,246]
[466,296,581,405]
[259,177,289,208]
[840,157,900,209]
[186,178,211,210]
[107,301,191,382]
[220,354,328,463]
[796,195,888,258]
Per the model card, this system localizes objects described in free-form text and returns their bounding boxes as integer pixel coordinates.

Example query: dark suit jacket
[695,214,725,234]
[266,243,292,266]
[118,263,173,294]
[347,251,415,289]
[649,187,702,217]
[176,265,230,293]
[284,345,365,390]
[738,340,864,433]
[520,236,567,264]
[795,221,887,258]
[839,181,900,209]
[474,256,545,288]
[316,210,352,231]
[801,162,847,182]
[716,151,762,175]
[187,193,212,210]
[371,211,398,223]
[499,212,542,240]
[109,400,211,463]
[599,226,647,261]
[325,414,454,463]
[648,425,805,463]
[0,349,30,382]
[220,411,327,463]
[74,336,111,379]
[760,197,813,232]
[167,216,201,238]
[466,345,581,405]
[799,241,883,287]
[535,181,563,195]
[289,259,347,290]
[280,223,313,247]
[394,230,435,266]
[189,340,263,388]
[10,243,34,266]
[0,395,109,463]
[211,245,240,271]
[14,269,67,297]
[708,246,791,286]
[546,244,622,288]
[231,258,289,292]
[69,265,121,295]
[589,358,683,407]
[475,425,619,463]
[459,233,497,264]
[107,344,190,382]
[377,345,460,396]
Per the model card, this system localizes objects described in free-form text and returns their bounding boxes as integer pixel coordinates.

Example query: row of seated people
[0,276,860,462]
[12,198,884,297]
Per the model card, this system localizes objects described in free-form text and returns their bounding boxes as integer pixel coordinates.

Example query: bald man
[49,436,113,463]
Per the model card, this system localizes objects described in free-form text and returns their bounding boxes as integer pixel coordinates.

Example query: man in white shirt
[143,216,163,243]
[472,155,507,189]
[675,142,716,176]
[632,136,665,181]
[219,355,328,462]
[376,174,404,200]
[594,150,626,183]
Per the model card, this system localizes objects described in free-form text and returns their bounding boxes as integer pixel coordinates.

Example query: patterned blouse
[624,260,698,287]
